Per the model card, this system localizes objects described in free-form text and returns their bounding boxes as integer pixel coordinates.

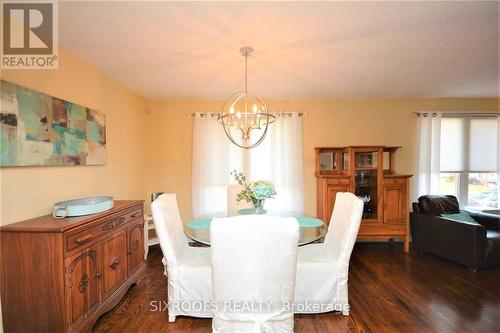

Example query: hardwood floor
[93,243,500,332]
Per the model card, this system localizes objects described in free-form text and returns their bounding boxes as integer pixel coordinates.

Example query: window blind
[440,116,498,172]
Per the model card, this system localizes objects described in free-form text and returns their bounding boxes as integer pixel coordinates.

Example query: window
[468,173,497,208]
[439,116,499,210]
[438,173,459,198]
[191,113,304,217]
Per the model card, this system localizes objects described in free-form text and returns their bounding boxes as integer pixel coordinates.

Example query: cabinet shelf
[356,181,377,184]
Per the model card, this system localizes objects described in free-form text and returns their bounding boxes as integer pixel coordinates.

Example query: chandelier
[218,47,275,149]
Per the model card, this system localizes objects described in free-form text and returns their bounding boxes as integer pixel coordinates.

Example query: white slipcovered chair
[227,184,253,216]
[151,193,212,322]
[210,215,299,333]
[294,192,363,315]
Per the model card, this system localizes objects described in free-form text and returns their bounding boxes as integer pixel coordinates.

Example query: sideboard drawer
[66,223,109,251]
[66,215,127,252]
[126,207,143,221]
[65,206,142,252]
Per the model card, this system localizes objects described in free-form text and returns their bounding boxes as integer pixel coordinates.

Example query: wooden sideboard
[0,200,146,333]
[316,146,412,252]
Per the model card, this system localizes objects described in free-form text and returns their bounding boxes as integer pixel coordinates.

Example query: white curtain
[192,113,242,218]
[497,116,500,208]
[249,113,304,213]
[192,112,304,217]
[416,112,442,198]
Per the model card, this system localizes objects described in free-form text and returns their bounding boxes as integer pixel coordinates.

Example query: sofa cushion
[418,195,460,216]
[441,212,479,224]
[467,211,500,231]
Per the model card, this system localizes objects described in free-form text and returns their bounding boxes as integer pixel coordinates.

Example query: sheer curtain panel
[249,113,304,213]
[192,113,242,217]
[416,112,442,198]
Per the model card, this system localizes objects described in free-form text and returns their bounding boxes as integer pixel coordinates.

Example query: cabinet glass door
[319,152,336,171]
[355,170,378,219]
[355,152,377,169]
[354,150,380,219]
[342,152,349,171]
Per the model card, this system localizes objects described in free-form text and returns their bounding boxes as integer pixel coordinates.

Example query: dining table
[184,209,327,246]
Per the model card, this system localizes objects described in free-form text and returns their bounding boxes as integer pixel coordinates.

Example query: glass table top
[184,210,327,246]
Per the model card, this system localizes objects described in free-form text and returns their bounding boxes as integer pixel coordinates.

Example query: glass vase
[253,199,265,214]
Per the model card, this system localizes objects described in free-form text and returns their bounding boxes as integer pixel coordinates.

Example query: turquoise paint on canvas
[86,121,101,142]
[68,103,86,120]
[0,130,8,164]
[17,87,50,142]
[52,123,68,135]
[67,103,87,132]
[61,131,86,156]
[0,128,17,165]
[0,80,107,166]
[73,129,86,140]
[53,140,62,155]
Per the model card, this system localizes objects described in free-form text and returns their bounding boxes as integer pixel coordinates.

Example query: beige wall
[148,98,499,221]
[0,50,498,225]
[0,49,150,225]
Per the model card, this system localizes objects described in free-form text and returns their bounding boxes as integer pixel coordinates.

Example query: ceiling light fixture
[218,47,275,149]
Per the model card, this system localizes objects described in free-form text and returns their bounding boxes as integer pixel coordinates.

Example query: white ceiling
[59,1,499,100]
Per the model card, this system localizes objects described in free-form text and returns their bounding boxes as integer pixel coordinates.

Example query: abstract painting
[1,80,106,166]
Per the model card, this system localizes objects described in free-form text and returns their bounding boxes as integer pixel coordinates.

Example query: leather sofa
[410,195,500,270]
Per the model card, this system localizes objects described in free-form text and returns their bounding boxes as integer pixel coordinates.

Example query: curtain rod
[190,112,306,117]
[415,112,499,118]
[442,112,499,118]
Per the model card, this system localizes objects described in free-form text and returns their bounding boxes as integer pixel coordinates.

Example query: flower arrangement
[231,170,276,214]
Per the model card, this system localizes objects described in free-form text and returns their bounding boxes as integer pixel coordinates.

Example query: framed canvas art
[0,80,106,166]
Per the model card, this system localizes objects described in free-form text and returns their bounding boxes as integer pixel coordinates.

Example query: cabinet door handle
[110,257,120,269]
[131,212,141,219]
[75,234,93,244]
[96,272,102,278]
